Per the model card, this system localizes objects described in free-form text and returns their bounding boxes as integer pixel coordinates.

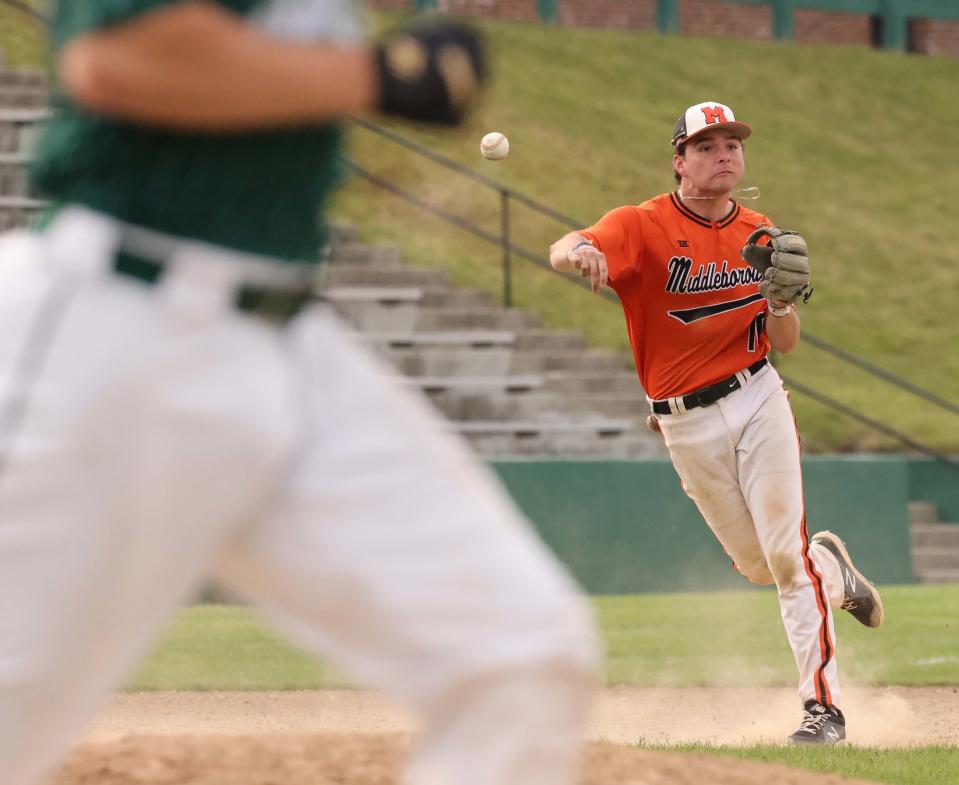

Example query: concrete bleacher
[909,502,959,583]
[0,69,49,229]
[319,224,663,457]
[0,66,665,458]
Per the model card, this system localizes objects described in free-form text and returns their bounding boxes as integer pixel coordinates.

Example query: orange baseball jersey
[579,192,774,400]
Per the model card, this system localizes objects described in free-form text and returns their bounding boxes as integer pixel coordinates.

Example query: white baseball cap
[671,101,752,148]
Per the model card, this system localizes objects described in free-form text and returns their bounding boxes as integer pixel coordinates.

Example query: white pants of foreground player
[0,208,599,785]
[655,363,845,708]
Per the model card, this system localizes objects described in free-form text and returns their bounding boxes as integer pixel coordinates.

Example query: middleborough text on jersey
[665,256,763,295]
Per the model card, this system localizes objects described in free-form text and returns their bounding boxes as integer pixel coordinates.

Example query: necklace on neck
[679,186,761,201]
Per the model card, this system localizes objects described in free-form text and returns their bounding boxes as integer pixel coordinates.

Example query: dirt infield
[52,687,958,785]
[83,686,959,746]
[54,734,884,785]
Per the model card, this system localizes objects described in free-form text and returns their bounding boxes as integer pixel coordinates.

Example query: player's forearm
[549,232,588,272]
[766,306,800,353]
[59,2,378,130]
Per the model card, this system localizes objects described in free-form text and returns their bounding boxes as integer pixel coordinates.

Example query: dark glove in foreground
[375,19,487,125]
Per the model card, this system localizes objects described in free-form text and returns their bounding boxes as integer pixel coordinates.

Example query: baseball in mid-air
[480,132,509,160]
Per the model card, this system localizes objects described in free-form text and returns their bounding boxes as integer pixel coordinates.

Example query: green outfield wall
[491,456,927,594]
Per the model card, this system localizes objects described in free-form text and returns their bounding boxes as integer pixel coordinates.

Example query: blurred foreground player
[0,4,599,784]
[549,101,883,744]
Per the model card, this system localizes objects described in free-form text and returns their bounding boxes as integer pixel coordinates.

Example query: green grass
[659,743,959,785]
[0,1,47,67]
[330,20,959,452]
[5,10,958,450]
[129,604,351,691]
[130,584,959,690]
[597,585,959,687]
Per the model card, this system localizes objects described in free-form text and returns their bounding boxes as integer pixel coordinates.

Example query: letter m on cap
[702,105,729,125]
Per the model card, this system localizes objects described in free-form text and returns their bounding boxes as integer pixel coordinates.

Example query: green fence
[492,456,919,594]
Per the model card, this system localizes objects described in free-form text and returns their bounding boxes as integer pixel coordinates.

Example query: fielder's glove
[375,19,486,125]
[740,226,812,305]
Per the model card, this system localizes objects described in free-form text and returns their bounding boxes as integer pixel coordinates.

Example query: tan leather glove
[741,226,811,305]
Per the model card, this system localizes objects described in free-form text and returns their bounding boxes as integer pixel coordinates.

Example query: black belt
[651,358,768,415]
[113,250,314,326]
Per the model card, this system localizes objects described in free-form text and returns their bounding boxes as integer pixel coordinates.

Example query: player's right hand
[567,246,608,293]
[375,19,486,126]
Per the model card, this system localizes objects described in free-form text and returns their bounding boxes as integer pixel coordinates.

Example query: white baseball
[480,132,509,160]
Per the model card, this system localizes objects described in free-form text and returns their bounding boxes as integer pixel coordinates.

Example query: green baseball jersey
[31,0,363,263]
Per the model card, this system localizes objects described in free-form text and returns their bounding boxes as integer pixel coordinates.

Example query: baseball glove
[376,19,486,126]
[740,226,811,305]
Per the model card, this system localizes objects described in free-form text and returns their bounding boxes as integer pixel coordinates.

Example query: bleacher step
[328,242,403,267]
[457,419,634,437]
[323,264,449,288]
[543,371,640,394]
[414,306,538,331]
[0,69,47,89]
[514,329,585,351]
[908,501,940,525]
[912,568,959,584]
[911,522,959,549]
[511,349,629,374]
[0,159,29,196]
[0,87,49,109]
[365,330,515,348]
[408,375,544,394]
[0,66,662,458]
[911,546,959,572]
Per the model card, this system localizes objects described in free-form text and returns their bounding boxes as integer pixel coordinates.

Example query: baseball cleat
[811,530,884,629]
[788,700,846,745]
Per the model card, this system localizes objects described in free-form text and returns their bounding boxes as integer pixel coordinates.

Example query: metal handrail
[800,334,959,417]
[341,158,560,276]
[351,118,583,227]
[2,0,956,460]
[350,119,959,416]
[5,0,955,416]
[346,121,959,466]
[780,376,959,471]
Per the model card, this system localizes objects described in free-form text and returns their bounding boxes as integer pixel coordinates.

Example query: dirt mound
[53,734,881,785]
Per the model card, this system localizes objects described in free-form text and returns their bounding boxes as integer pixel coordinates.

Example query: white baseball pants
[0,208,599,785]
[655,363,845,708]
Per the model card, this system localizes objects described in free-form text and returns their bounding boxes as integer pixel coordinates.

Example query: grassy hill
[333,19,959,452]
[3,8,958,450]
[0,1,46,67]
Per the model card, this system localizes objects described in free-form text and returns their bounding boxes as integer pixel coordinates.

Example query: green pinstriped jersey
[31,0,363,262]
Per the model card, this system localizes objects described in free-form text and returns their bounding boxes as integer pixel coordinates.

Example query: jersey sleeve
[578,205,644,285]
[53,1,256,46]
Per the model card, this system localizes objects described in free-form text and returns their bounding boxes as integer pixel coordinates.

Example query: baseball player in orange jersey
[549,101,884,744]
[0,4,599,785]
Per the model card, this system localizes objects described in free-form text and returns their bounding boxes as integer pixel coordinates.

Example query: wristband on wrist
[768,302,792,317]
[567,240,594,260]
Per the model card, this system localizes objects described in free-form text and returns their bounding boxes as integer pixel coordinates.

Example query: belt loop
[736,369,749,388]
